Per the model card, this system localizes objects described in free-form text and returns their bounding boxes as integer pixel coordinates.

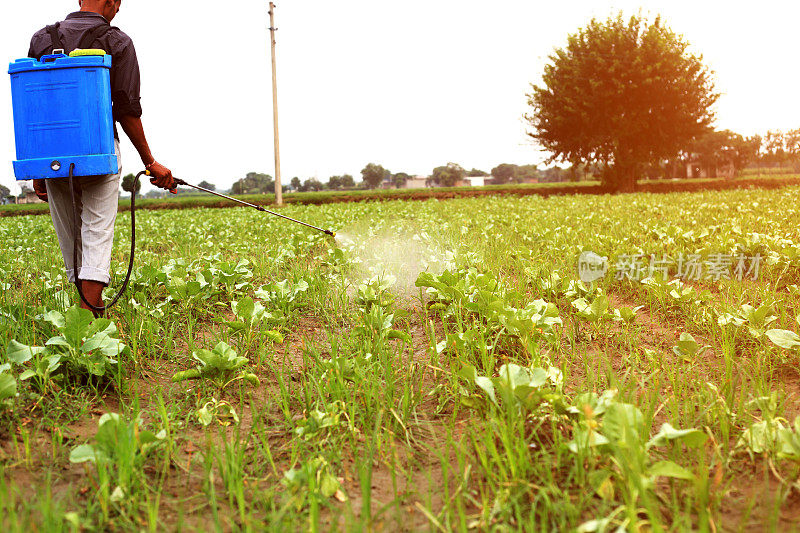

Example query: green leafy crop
[171,342,259,389]
[6,306,127,387]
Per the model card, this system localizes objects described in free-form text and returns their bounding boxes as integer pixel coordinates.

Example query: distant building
[686,156,735,180]
[17,190,44,204]
[401,176,430,189]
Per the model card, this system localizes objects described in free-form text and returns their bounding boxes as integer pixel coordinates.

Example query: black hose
[69,163,143,314]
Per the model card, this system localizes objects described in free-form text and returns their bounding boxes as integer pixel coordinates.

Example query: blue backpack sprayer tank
[8,51,335,312]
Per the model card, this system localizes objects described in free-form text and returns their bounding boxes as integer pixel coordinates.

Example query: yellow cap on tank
[69,49,108,57]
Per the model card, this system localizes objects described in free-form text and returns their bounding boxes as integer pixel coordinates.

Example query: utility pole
[268,2,283,206]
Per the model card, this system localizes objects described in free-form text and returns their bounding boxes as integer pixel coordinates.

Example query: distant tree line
[120,125,800,202]
[756,129,800,170]
[232,172,273,195]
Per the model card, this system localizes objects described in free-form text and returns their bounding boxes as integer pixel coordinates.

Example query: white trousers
[45,141,121,285]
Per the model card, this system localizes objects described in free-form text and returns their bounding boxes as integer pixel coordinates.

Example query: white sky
[1,0,799,195]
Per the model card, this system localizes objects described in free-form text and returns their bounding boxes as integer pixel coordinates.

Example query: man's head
[79,0,122,22]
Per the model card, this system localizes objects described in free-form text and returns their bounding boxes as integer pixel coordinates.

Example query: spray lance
[68,168,337,314]
[171,177,336,237]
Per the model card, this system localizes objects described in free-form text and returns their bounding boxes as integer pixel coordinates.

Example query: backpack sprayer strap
[46,20,112,55]
[46,23,63,53]
[77,23,112,50]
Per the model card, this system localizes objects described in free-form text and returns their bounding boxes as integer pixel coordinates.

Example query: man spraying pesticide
[9,0,334,316]
[20,0,176,315]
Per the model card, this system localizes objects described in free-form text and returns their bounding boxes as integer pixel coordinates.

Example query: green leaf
[233,297,256,321]
[647,423,708,449]
[587,470,615,501]
[320,472,340,498]
[41,310,65,330]
[86,318,116,338]
[110,486,126,502]
[614,306,642,323]
[602,402,644,444]
[193,342,247,372]
[82,331,127,360]
[528,367,549,388]
[766,329,800,351]
[167,277,188,300]
[98,412,121,427]
[673,332,700,356]
[777,426,800,459]
[63,512,80,528]
[53,290,71,310]
[197,405,214,426]
[566,428,610,453]
[224,320,247,331]
[45,337,72,349]
[497,364,531,390]
[386,330,412,343]
[577,518,612,533]
[736,420,776,454]
[571,297,590,314]
[137,429,160,446]
[171,368,202,382]
[648,460,694,480]
[6,340,44,364]
[60,307,95,348]
[69,444,100,464]
[241,373,260,387]
[475,376,497,405]
[295,280,310,293]
[590,295,609,317]
[265,330,284,344]
[0,373,16,401]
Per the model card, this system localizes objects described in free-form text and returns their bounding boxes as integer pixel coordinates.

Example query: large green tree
[327,175,342,190]
[431,163,466,187]
[491,163,519,184]
[526,14,718,192]
[0,185,10,201]
[327,174,356,190]
[303,178,323,192]
[391,172,410,189]
[690,129,760,177]
[467,168,489,177]
[361,163,391,189]
[517,164,540,181]
[121,173,141,195]
[232,172,274,195]
[760,130,800,168]
[787,129,800,167]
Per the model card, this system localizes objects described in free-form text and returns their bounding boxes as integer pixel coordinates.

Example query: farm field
[1,187,800,531]
[2,174,799,218]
